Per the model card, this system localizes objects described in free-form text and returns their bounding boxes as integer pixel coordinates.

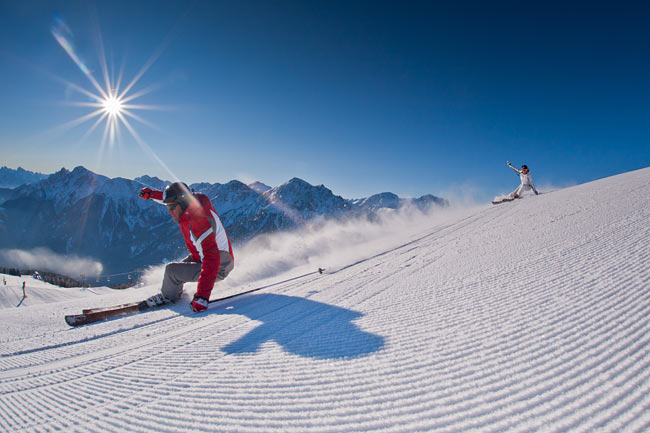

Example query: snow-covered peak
[189,182,215,193]
[353,192,401,210]
[224,179,253,191]
[0,166,48,188]
[265,177,349,215]
[134,175,169,190]
[248,181,272,194]
[351,192,449,212]
[16,166,110,206]
[202,181,261,214]
[412,193,449,209]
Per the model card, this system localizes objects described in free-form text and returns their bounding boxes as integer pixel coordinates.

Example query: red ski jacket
[151,190,234,299]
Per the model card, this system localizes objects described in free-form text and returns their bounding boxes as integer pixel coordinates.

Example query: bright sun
[52,17,166,152]
[102,96,123,116]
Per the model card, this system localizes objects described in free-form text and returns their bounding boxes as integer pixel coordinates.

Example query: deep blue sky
[1,1,649,201]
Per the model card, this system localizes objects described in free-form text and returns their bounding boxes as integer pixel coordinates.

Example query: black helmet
[163,182,192,212]
[521,164,529,171]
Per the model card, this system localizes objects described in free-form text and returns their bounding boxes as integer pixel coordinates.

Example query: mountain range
[0,166,48,189]
[0,166,447,280]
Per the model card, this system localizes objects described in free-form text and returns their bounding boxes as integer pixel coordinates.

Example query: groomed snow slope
[1,167,649,433]
[0,274,114,309]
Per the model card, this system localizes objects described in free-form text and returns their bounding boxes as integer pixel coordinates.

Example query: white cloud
[0,247,103,277]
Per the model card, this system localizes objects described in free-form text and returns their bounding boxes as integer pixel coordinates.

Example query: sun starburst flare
[50,15,177,179]
[102,95,123,116]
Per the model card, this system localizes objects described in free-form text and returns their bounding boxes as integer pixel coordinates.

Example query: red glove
[139,188,152,200]
[191,295,209,313]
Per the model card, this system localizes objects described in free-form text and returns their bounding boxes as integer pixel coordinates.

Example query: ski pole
[208,268,324,304]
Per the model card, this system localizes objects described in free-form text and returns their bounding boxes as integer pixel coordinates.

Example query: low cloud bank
[0,247,103,277]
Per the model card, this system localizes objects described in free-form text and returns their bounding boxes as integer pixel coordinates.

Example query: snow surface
[0,274,114,309]
[1,167,649,433]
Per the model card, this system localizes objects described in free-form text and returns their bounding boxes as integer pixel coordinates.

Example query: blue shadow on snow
[215,293,384,360]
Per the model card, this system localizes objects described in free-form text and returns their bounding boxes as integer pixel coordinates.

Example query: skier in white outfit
[507,161,539,198]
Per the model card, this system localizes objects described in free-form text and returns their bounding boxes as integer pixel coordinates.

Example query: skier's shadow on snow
[211,293,384,360]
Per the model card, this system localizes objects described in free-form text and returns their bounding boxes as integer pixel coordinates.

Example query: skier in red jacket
[138,182,234,312]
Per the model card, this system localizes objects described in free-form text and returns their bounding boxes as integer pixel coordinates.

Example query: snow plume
[228,206,474,289]
[536,180,576,194]
[491,181,571,202]
[140,204,476,293]
[139,198,482,296]
[437,181,485,207]
[0,247,103,277]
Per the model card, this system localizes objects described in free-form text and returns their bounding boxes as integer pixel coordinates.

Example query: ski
[67,288,280,327]
[492,198,515,205]
[66,268,327,327]
[65,302,151,327]
[83,302,141,314]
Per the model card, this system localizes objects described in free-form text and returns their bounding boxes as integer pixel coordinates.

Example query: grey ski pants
[161,251,234,301]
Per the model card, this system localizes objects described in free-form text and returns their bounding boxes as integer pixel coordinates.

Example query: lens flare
[49,15,178,180]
